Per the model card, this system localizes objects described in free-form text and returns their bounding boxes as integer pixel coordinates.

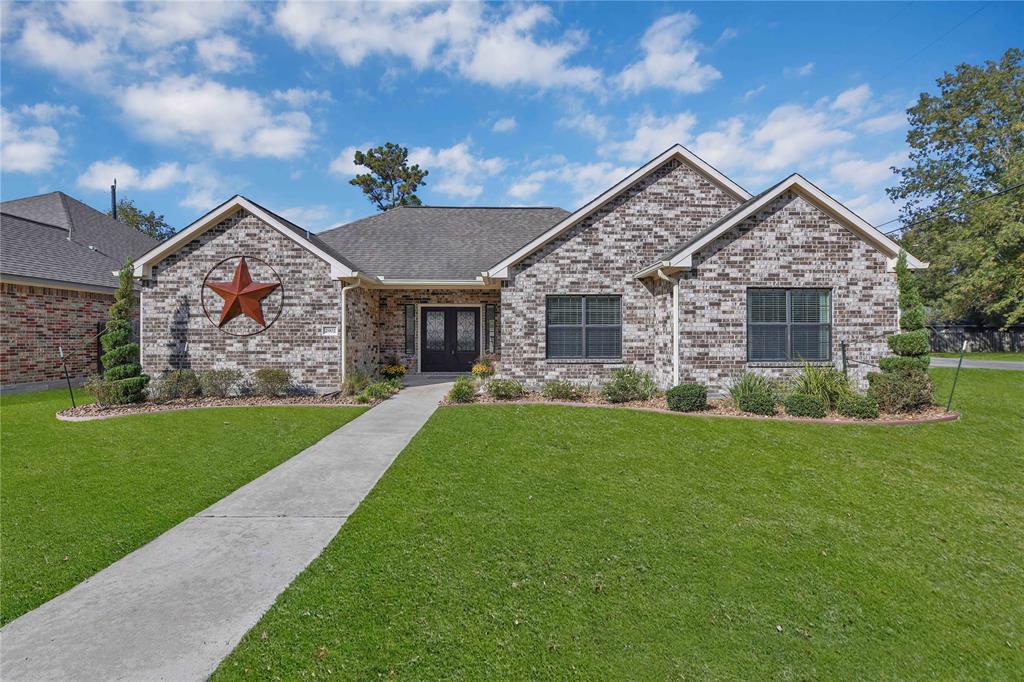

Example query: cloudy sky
[0,1,1018,232]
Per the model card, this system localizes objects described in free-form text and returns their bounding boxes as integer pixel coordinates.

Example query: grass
[0,389,365,625]
[932,351,1023,362]
[215,368,1023,680]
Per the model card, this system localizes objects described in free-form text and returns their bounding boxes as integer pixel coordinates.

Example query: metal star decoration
[205,256,280,328]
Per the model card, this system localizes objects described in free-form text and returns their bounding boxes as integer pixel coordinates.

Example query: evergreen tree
[97,260,149,403]
[349,143,429,211]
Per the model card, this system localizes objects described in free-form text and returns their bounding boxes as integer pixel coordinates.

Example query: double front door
[420,307,479,372]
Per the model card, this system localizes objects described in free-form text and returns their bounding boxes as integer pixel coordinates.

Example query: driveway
[0,380,451,681]
[930,357,1024,371]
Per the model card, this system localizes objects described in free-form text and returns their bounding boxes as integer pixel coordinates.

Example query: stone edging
[442,400,961,426]
[56,401,367,422]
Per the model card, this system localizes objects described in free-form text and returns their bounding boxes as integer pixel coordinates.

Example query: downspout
[657,269,680,387]
[340,277,362,386]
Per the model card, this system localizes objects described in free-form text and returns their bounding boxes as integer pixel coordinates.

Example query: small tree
[94,260,149,404]
[349,143,429,211]
[895,250,926,332]
[110,198,175,240]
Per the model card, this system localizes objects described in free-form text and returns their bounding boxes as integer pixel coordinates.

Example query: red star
[205,257,280,328]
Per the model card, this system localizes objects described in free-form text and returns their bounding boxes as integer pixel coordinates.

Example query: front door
[420,307,479,372]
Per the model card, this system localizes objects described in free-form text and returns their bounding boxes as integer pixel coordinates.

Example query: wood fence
[928,324,1024,353]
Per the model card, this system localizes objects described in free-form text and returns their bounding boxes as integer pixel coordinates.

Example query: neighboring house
[0,192,159,390]
[132,144,924,394]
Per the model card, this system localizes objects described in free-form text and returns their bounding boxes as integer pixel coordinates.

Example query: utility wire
[879,2,990,81]
[880,182,1024,236]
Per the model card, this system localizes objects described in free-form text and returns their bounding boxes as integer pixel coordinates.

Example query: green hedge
[887,329,930,357]
[837,394,880,419]
[879,355,931,373]
[868,369,934,413]
[666,384,707,412]
[783,393,826,418]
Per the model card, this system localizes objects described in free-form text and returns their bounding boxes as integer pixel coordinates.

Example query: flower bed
[59,393,374,421]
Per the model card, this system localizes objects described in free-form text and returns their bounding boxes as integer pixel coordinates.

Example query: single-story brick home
[0,192,158,390]
[133,144,924,394]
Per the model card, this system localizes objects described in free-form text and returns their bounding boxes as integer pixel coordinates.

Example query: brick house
[0,192,159,390]
[133,145,925,394]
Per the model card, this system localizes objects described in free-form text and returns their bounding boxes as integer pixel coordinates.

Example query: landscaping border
[57,398,371,422]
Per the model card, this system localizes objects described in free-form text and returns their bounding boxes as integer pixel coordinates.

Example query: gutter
[339,275,363,386]
[656,268,680,387]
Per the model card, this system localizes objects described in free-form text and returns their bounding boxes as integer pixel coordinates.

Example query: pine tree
[97,260,149,403]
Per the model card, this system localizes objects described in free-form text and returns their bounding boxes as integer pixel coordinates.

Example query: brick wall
[0,283,116,386]
[140,209,344,393]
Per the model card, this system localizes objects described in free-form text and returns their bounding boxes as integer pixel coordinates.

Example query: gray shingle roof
[317,206,570,280]
[1,192,160,290]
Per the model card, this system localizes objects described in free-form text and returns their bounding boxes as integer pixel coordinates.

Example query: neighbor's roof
[1,192,160,290]
[317,206,570,280]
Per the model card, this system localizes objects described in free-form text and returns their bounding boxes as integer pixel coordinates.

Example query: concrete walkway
[930,357,1024,371]
[0,380,451,682]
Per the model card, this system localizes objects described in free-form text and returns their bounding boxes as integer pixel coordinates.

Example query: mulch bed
[57,393,370,421]
[444,392,958,425]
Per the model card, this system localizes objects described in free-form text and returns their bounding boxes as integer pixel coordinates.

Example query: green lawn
[932,351,1023,362]
[216,368,1023,680]
[0,389,365,625]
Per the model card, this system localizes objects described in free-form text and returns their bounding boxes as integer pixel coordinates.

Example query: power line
[879,2,990,81]
[880,182,1024,236]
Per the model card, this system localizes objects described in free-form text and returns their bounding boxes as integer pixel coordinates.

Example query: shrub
[486,379,526,400]
[837,394,879,419]
[601,368,658,403]
[380,362,407,381]
[788,362,851,411]
[541,379,585,401]
[879,355,930,373]
[729,372,778,415]
[895,250,927,332]
[784,393,826,418]
[887,329,930,357]
[356,380,401,404]
[341,367,373,396]
[199,369,243,397]
[150,369,201,401]
[868,369,934,413]
[94,261,148,404]
[84,375,112,405]
[471,357,496,379]
[447,377,476,403]
[251,368,292,397]
[666,384,707,412]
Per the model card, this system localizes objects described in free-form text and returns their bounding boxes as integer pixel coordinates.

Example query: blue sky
[1,1,1018,232]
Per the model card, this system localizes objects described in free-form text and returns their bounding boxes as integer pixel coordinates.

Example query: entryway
[420,306,479,372]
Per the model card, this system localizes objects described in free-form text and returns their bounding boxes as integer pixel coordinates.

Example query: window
[546,295,622,359]
[485,304,497,354]
[747,288,831,361]
[404,304,415,355]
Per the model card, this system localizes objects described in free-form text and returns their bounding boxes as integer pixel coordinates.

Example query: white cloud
[278,204,334,230]
[743,85,766,101]
[844,193,902,226]
[859,111,906,134]
[410,141,506,199]
[748,104,853,171]
[77,158,181,191]
[329,143,372,177]
[271,88,333,108]
[196,35,254,73]
[831,84,872,117]
[0,107,61,173]
[830,151,905,190]
[492,117,517,133]
[714,27,739,46]
[559,112,610,140]
[617,13,720,94]
[784,62,815,78]
[14,17,109,79]
[117,76,312,158]
[508,159,633,205]
[601,112,697,163]
[17,102,79,123]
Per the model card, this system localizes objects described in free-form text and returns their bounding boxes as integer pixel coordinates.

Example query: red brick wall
[0,283,115,386]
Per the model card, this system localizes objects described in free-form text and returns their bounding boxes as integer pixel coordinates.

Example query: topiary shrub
[895,250,927,332]
[251,368,292,397]
[486,378,526,400]
[868,369,934,413]
[666,383,707,412]
[601,367,658,403]
[90,260,149,404]
[837,394,879,419]
[542,379,585,401]
[788,362,851,411]
[198,369,243,397]
[783,393,826,418]
[887,329,931,357]
[729,372,777,415]
[878,355,930,373]
[150,369,201,402]
[447,377,476,403]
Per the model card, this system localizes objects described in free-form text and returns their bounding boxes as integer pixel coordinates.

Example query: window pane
[586,327,621,358]
[425,310,445,351]
[547,327,583,358]
[404,305,415,355]
[792,290,829,323]
[586,296,621,325]
[749,324,787,360]
[748,290,787,323]
[792,325,830,360]
[547,296,581,325]
[457,310,477,352]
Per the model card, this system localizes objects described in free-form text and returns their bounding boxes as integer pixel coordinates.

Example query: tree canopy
[109,199,175,241]
[888,47,1024,327]
[349,143,429,211]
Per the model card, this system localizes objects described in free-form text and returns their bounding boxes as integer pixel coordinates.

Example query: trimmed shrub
[151,369,201,401]
[341,367,373,396]
[251,368,292,397]
[879,355,930,373]
[103,363,141,382]
[868,369,934,413]
[898,305,926,332]
[199,369,243,397]
[486,379,526,400]
[666,383,707,412]
[887,329,930,357]
[107,377,150,405]
[729,372,777,415]
[89,261,148,404]
[447,377,476,403]
[784,393,826,418]
[787,362,851,411]
[542,379,585,401]
[602,368,658,404]
[837,394,879,419]
[895,250,928,332]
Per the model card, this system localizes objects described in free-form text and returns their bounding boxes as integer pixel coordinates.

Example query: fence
[928,324,1024,353]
